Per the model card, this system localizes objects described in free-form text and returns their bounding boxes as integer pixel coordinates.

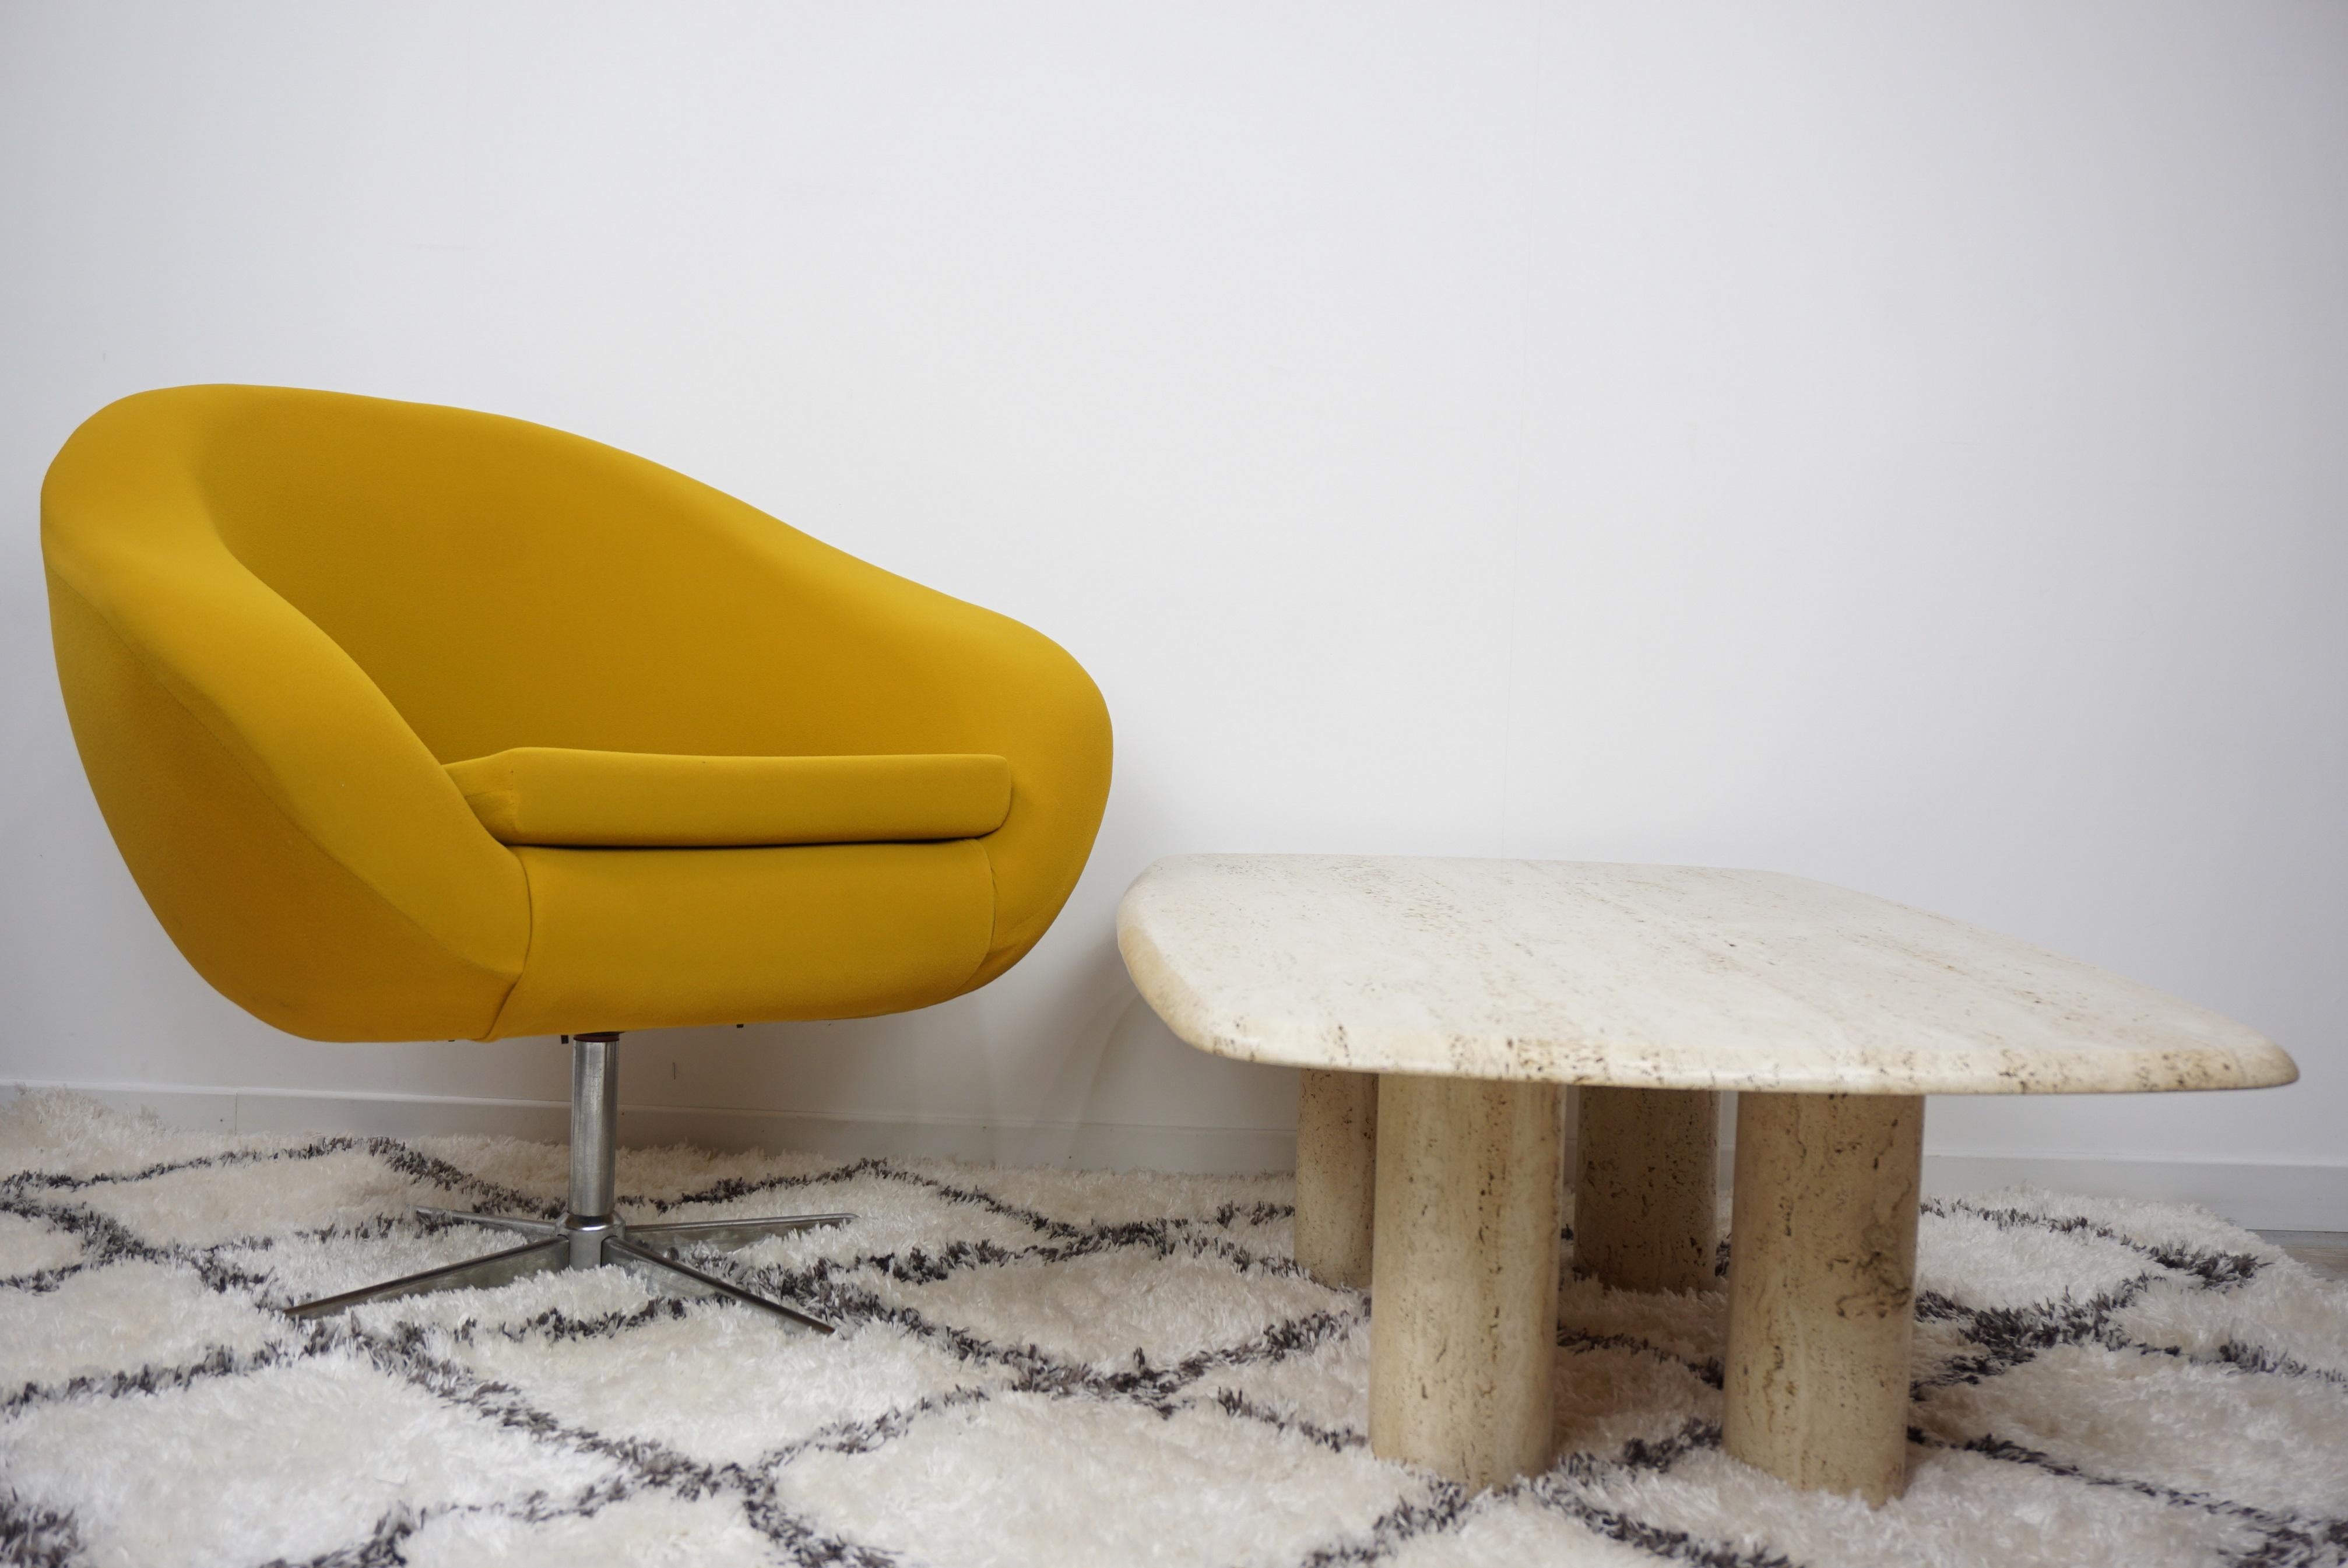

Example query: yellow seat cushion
[490,840,997,1035]
[445,747,1013,848]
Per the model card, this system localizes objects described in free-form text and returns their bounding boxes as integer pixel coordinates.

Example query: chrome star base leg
[286,1032,845,1334]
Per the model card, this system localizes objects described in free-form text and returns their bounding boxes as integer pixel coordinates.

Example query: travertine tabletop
[1116,854,2294,1096]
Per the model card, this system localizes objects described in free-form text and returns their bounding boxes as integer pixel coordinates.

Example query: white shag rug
[3,1092,2346,1568]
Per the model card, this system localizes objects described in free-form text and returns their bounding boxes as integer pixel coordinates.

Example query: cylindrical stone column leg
[1295,1068,1379,1288]
[1724,1092,1924,1505]
[1574,1085,1719,1293]
[1368,1074,1561,1493]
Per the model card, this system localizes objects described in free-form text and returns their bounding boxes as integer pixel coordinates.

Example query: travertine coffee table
[1116,855,2296,1502]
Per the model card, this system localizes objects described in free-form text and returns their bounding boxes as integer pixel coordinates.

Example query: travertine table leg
[1368,1074,1560,1492]
[1295,1067,1379,1287]
[1574,1085,1718,1293]
[1723,1092,1924,1504]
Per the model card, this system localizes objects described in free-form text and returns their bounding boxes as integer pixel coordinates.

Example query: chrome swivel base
[286,1033,845,1334]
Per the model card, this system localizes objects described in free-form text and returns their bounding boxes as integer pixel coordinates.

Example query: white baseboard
[2,1080,1298,1177]
[1917,1153,2348,1233]
[10,1080,2345,1229]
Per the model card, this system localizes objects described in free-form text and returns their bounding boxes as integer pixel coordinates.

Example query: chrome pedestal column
[286,1032,844,1333]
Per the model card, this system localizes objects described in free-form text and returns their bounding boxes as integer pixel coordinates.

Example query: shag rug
[3,1093,2346,1568]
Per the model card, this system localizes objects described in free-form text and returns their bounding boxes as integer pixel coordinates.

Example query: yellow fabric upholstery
[445,748,1013,848]
[43,385,1112,1042]
[490,842,997,1036]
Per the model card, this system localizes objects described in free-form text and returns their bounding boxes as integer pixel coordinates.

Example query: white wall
[3,4,2342,1211]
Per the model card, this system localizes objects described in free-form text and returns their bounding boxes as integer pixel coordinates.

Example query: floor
[2256,1229,2348,1281]
[12,1092,2348,1567]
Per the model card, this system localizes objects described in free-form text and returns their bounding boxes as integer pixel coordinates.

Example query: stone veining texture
[1574,1085,1719,1294]
[1292,1068,1377,1289]
[1366,1074,1560,1492]
[1117,855,2296,1095]
[1724,1092,1927,1503]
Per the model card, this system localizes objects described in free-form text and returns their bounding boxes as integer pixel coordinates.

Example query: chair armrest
[446,747,1011,846]
[610,466,1114,985]
[44,394,530,1037]
[712,511,1113,982]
